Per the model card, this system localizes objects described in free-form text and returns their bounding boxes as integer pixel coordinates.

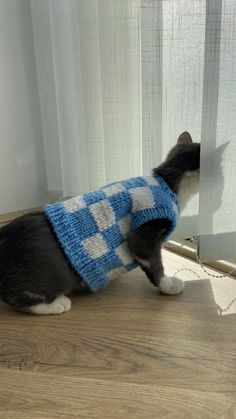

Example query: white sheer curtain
[198,0,236,262]
[0,0,47,214]
[1,0,236,261]
[31,0,206,240]
[31,0,142,199]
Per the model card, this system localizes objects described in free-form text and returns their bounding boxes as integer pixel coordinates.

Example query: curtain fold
[31,0,142,199]
[141,0,163,174]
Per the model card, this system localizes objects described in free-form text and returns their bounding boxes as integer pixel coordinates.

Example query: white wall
[0,0,47,213]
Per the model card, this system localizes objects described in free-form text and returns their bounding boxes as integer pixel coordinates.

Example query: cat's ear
[177,131,193,144]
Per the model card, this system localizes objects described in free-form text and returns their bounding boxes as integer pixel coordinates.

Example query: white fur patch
[24,291,46,302]
[177,170,199,212]
[159,276,184,295]
[135,255,151,268]
[30,295,71,315]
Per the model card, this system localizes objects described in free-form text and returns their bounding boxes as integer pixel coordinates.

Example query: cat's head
[154,132,200,210]
[165,131,200,172]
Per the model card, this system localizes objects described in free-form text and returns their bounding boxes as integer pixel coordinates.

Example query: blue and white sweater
[44,175,179,292]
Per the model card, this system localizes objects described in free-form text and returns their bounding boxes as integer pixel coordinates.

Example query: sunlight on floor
[163,249,236,316]
[209,277,236,316]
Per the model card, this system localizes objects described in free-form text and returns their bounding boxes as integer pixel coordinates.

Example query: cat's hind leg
[1,288,72,315]
[29,294,71,315]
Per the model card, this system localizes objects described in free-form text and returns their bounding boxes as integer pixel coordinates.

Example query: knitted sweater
[44,175,179,292]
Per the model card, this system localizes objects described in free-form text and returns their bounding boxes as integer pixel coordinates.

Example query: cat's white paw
[30,295,72,315]
[53,295,72,313]
[159,276,184,295]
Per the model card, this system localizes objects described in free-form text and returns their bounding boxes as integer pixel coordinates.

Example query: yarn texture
[44,175,179,291]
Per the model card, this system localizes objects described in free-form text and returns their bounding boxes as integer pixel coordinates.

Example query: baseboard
[165,240,236,278]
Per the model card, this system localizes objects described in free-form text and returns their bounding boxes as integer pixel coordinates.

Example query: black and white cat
[0,132,200,315]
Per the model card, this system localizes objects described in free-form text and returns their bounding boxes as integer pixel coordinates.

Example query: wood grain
[0,250,235,418]
[0,369,234,419]
[219,404,236,419]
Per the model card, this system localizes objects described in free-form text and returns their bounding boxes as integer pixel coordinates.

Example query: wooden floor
[0,250,235,419]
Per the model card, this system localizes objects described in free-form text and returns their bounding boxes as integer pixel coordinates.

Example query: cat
[0,132,200,315]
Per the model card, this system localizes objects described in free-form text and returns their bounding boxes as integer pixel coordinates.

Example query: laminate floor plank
[0,250,235,418]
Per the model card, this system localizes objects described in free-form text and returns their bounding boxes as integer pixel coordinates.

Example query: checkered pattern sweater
[44,175,179,292]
